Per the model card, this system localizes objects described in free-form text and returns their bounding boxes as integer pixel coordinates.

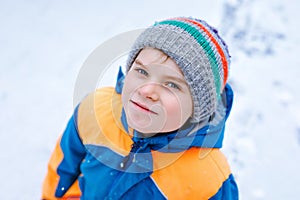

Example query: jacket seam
[208,152,230,180]
[150,176,168,199]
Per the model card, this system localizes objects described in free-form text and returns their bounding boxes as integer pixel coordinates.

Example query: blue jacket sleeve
[209,174,239,200]
[54,106,86,197]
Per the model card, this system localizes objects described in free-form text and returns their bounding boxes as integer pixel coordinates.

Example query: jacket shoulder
[76,87,132,155]
[151,148,232,199]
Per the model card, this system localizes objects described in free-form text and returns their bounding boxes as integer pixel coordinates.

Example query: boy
[42,17,238,199]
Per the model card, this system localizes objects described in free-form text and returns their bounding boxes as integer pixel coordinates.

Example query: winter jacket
[42,71,238,200]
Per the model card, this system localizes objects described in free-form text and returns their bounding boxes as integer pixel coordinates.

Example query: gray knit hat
[126,17,231,123]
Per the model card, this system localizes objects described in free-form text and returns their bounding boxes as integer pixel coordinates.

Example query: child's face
[122,47,193,135]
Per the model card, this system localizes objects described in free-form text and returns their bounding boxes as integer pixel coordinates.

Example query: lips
[130,100,158,115]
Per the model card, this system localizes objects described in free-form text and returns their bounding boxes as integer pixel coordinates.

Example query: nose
[138,83,159,101]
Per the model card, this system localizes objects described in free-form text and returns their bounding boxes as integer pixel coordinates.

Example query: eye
[166,82,180,90]
[134,68,148,76]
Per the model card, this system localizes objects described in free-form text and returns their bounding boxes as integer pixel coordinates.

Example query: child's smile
[129,99,158,115]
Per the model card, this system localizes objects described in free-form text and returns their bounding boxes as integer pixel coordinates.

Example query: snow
[1,0,300,199]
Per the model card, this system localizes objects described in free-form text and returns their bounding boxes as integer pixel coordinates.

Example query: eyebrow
[134,59,145,66]
[165,75,189,87]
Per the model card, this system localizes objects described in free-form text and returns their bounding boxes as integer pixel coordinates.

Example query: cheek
[163,95,192,121]
[164,99,180,115]
[122,75,135,103]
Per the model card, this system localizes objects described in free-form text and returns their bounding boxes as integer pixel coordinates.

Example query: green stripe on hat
[155,20,221,98]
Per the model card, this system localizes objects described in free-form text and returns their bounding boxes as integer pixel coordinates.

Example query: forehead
[136,47,183,75]
[136,47,166,63]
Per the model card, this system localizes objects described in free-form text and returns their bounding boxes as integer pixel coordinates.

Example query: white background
[1,0,300,199]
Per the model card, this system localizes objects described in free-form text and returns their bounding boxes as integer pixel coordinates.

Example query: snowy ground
[0,0,300,199]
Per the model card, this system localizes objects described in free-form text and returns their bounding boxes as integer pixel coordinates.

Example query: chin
[130,123,178,135]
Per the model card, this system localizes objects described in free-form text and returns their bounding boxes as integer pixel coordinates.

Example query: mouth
[130,100,158,115]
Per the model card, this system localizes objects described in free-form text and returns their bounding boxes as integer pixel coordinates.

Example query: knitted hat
[126,17,231,123]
